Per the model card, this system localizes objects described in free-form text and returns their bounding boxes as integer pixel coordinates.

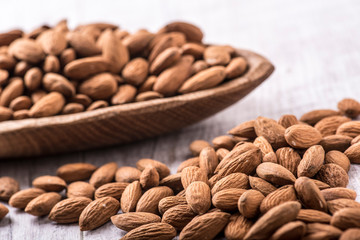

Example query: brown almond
[121,181,142,213]
[178,66,226,94]
[331,208,360,230]
[29,92,65,117]
[305,223,342,239]
[256,162,296,186]
[86,100,108,111]
[244,201,301,240]
[135,91,163,101]
[9,96,32,111]
[212,188,246,212]
[300,109,340,125]
[211,172,249,195]
[79,196,119,231]
[0,53,16,70]
[0,29,22,46]
[185,181,211,214]
[254,117,287,149]
[158,196,187,215]
[122,30,154,56]
[325,150,350,172]
[111,84,137,105]
[276,147,301,176]
[225,56,248,79]
[94,182,128,199]
[327,198,360,214]
[249,176,277,196]
[57,163,96,182]
[285,124,322,149]
[340,228,360,240]
[25,192,61,216]
[254,136,274,158]
[139,75,156,93]
[321,187,357,201]
[294,177,327,212]
[150,46,181,75]
[162,204,196,231]
[159,21,203,42]
[198,147,218,177]
[24,67,42,91]
[67,31,101,57]
[111,212,161,232]
[204,46,231,66]
[224,213,253,240]
[316,163,349,188]
[140,167,160,190]
[67,181,95,199]
[13,109,29,120]
[336,121,360,138]
[179,211,231,240]
[136,158,170,179]
[344,142,360,164]
[9,188,45,209]
[260,185,297,213]
[238,189,265,218]
[0,78,24,107]
[189,140,212,156]
[0,203,9,220]
[0,106,13,121]
[191,60,208,75]
[37,29,67,55]
[270,221,306,240]
[0,68,8,85]
[148,32,185,63]
[89,162,117,188]
[62,103,84,114]
[177,157,200,173]
[79,72,117,100]
[338,98,360,118]
[0,176,20,201]
[351,135,360,145]
[212,135,235,150]
[315,116,351,137]
[31,90,47,103]
[9,38,45,63]
[216,148,230,161]
[43,54,59,73]
[115,166,141,183]
[60,48,76,67]
[297,145,325,178]
[296,209,332,223]
[136,186,173,214]
[64,56,110,80]
[32,175,66,192]
[122,57,149,86]
[182,43,205,59]
[43,73,75,97]
[278,114,299,128]
[159,173,183,194]
[121,222,176,240]
[320,134,352,152]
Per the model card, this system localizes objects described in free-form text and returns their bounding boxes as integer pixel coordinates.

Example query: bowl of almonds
[0,20,274,158]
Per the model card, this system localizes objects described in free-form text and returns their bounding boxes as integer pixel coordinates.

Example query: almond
[115,166,141,183]
[225,56,248,79]
[122,57,149,86]
[238,189,265,218]
[9,96,32,111]
[340,228,360,240]
[315,116,351,137]
[320,134,352,152]
[37,29,66,55]
[24,67,42,91]
[0,29,22,46]
[325,150,350,172]
[30,89,46,103]
[148,32,185,62]
[189,140,212,156]
[182,43,205,59]
[260,185,297,213]
[256,162,296,186]
[89,162,117,188]
[336,121,360,138]
[278,114,299,128]
[351,135,360,145]
[204,46,231,66]
[327,198,360,214]
[285,124,322,148]
[9,38,45,63]
[0,203,9,220]
[344,142,360,164]
[253,136,274,158]
[121,181,142,213]
[159,21,203,43]
[224,213,253,240]
[67,181,95,199]
[13,109,29,120]
[42,73,75,97]
[122,30,154,56]
[316,163,349,188]
[294,176,327,212]
[153,55,194,96]
[321,187,357,201]
[296,209,332,223]
[270,221,306,240]
[111,212,161,232]
[29,92,65,117]
[64,56,110,80]
[94,182,128,199]
[78,72,117,100]
[212,135,235,150]
[139,75,156,93]
[337,98,360,118]
[244,201,301,240]
[9,188,45,209]
[297,145,325,178]
[300,109,340,125]
[216,148,230,161]
[179,211,231,240]
[25,192,61,216]
[198,147,218,177]
[178,66,226,94]
[121,222,176,240]
[0,176,20,201]
[305,223,342,239]
[136,186,173,214]
[135,91,163,101]
[191,60,208,75]
[0,106,13,121]
[212,188,246,211]
[111,84,137,105]
[254,117,287,149]
[60,48,76,67]
[276,147,301,176]
[0,77,24,107]
[136,159,170,179]
[0,53,16,70]
[331,208,360,230]
[57,163,97,182]
[32,175,67,192]
[249,176,277,196]
[162,204,196,230]
[185,181,211,214]
[150,46,181,75]
[140,167,160,190]
[87,100,108,111]
[211,172,249,195]
[159,173,183,194]
[158,196,187,215]
[67,31,101,57]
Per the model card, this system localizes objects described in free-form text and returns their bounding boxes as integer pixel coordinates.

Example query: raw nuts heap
[0,20,248,121]
[1,97,360,240]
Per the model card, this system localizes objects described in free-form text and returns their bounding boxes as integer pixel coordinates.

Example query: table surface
[1,0,360,239]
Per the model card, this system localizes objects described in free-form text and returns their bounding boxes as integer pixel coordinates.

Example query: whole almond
[260,185,297,213]
[336,121,360,138]
[182,43,205,59]
[60,48,76,67]
[122,30,154,56]
[62,102,86,115]
[340,229,360,240]
[57,162,96,182]
[67,181,95,199]
[9,188,45,209]
[0,203,9,220]
[191,60,208,75]
[285,124,322,149]
[94,182,128,199]
[136,159,170,179]
[121,222,176,240]
[211,172,249,195]
[270,221,306,240]
[78,72,117,100]
[178,66,226,94]
[296,209,332,223]
[0,106,13,121]
[29,92,65,117]
[121,181,142,213]
[327,198,360,214]
[216,148,230,161]
[9,96,32,111]
[238,189,265,218]
[13,109,30,120]
[153,55,194,96]
[337,98,360,118]
[122,57,149,86]
[224,213,253,240]
[244,201,301,240]
[320,134,352,152]
[111,212,161,232]
[306,223,342,239]
[212,135,235,150]
[254,117,287,149]
[32,175,66,192]
[0,29,22,46]
[64,56,110,80]
[140,167,160,190]
[89,162,117,188]
[185,181,211,214]
[249,176,277,196]
[325,150,350,172]
[177,157,200,172]
[9,38,45,63]
[315,116,351,137]
[159,21,203,43]
[24,67,42,91]
[351,135,360,145]
[316,163,349,188]
[150,46,181,75]
[297,145,325,178]
[79,196,119,231]
[344,142,360,164]
[253,136,274,158]
[179,211,231,240]
[136,186,173,214]
[139,75,157,93]
[321,187,357,201]
[294,176,327,212]
[67,31,101,57]
[0,53,16,70]
[0,176,20,201]
[256,162,296,186]
[162,204,196,231]
[204,46,231,66]
[37,29,67,55]
[111,84,137,105]
[158,196,187,215]
[135,91,163,101]
[225,56,248,79]
[159,173,183,193]
[0,78,24,107]
[278,114,299,128]
[181,166,208,190]
[276,147,301,176]
[212,188,246,211]
[189,140,212,156]
[300,109,340,125]
[42,73,75,97]
[25,192,61,216]
[331,208,360,230]
[115,166,141,183]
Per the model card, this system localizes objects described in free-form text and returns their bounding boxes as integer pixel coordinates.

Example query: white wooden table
[1,0,360,239]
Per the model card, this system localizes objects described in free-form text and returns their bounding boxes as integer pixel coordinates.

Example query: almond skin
[161,204,196,231]
[122,57,149,86]
[37,29,66,55]
[32,175,67,192]
[316,163,349,188]
[150,46,182,75]
[115,166,141,183]
[29,92,65,118]
[42,73,75,97]
[185,181,211,214]
[0,77,24,107]
[159,21,203,43]
[67,31,101,57]
[224,213,253,240]
[79,196,120,231]
[181,166,208,189]
[314,116,351,137]
[276,147,301,176]
[189,140,212,156]
[249,176,277,196]
[228,120,257,139]
[121,181,142,213]
[158,196,187,215]
[121,222,177,240]
[300,109,340,125]
[9,38,45,63]
[9,188,45,209]
[0,176,20,201]
[337,98,360,118]
[64,56,110,80]
[67,181,95,199]
[136,159,170,179]
[78,73,117,100]
[177,157,200,172]
[199,147,218,177]
[225,56,248,79]
[24,67,42,91]
[270,221,306,240]
[320,134,352,152]
[285,124,322,149]
[256,162,296,186]
[297,145,325,178]
[212,188,246,211]
[296,209,332,223]
[159,173,183,194]
[89,162,117,188]
[140,167,160,190]
[238,189,265,218]
[321,187,357,201]
[111,84,137,105]
[57,163,97,182]
[25,192,61,216]
[344,142,360,164]
[327,198,360,214]
[336,121,360,138]
[136,186,173,214]
[294,176,327,212]
[278,114,298,128]
[94,182,128,199]
[340,228,360,240]
[254,117,287,149]
[260,185,297,213]
[211,172,249,195]
[204,46,231,66]
[325,150,350,172]
[331,208,360,230]
[111,212,161,232]
[306,223,342,239]
[0,203,9,220]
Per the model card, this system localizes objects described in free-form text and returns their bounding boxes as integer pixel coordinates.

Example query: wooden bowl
[0,49,274,158]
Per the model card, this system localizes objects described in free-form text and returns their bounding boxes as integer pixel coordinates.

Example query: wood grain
[0,0,360,239]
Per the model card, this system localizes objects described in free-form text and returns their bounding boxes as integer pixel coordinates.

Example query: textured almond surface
[285,124,322,149]
[136,186,173,214]
[49,197,92,223]
[57,163,97,182]
[0,176,19,201]
[9,188,45,209]
[121,222,177,240]
[111,212,161,232]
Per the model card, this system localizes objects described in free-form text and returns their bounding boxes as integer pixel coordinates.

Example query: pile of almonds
[1,97,360,240]
[0,20,248,121]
